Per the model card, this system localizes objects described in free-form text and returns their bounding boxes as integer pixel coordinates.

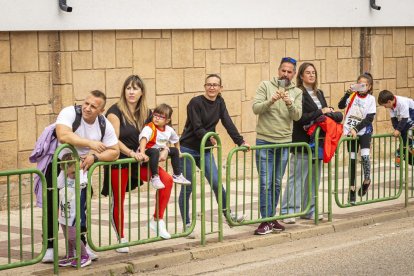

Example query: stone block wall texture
[0,27,413,207]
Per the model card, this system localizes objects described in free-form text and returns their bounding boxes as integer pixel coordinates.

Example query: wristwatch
[92,154,99,163]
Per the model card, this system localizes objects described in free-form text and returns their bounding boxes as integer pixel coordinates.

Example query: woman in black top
[179,74,250,227]
[105,75,174,251]
[280,63,332,223]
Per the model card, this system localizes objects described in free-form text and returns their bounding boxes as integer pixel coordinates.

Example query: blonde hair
[117,75,149,130]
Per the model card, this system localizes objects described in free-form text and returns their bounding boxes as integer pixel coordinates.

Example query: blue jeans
[256,139,288,218]
[178,146,227,225]
[281,153,321,218]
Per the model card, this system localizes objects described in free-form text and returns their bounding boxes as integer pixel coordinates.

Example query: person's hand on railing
[393,129,401,137]
[210,137,217,145]
[80,154,95,170]
[349,128,358,139]
[241,141,251,151]
[131,151,149,162]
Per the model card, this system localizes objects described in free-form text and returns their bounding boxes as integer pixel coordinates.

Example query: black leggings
[145,147,181,176]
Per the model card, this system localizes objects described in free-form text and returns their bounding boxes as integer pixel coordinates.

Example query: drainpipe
[370,0,381,10]
[59,0,72,12]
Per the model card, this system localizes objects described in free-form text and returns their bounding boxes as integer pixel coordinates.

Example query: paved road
[141,217,414,275]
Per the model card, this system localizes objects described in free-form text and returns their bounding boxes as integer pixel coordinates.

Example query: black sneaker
[358,179,371,197]
[349,188,356,205]
[254,222,273,235]
[270,220,285,232]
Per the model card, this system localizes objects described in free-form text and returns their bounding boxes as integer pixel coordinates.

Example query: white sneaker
[172,173,191,185]
[42,248,54,263]
[115,238,129,253]
[150,175,165,189]
[301,214,324,221]
[149,218,171,239]
[229,212,246,223]
[85,244,98,261]
[185,223,196,239]
[282,217,296,224]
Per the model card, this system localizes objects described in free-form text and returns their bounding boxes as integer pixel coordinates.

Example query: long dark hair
[296,62,319,95]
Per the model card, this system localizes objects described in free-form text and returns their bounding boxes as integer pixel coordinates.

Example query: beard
[277,77,290,88]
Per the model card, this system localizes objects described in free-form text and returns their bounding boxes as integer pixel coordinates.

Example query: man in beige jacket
[252,57,302,235]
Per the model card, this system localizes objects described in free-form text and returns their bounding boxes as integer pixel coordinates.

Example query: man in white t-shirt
[56,90,119,168]
[42,90,119,263]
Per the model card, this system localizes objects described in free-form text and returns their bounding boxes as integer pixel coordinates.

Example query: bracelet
[92,153,99,163]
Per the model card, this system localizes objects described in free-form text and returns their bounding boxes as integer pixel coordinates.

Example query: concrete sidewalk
[3,200,414,276]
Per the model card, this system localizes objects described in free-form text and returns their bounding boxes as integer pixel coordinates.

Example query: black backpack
[72,105,106,141]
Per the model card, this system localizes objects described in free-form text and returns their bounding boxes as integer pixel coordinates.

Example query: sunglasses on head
[281,57,297,65]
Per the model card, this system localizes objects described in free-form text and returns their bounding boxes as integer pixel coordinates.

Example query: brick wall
[0,27,413,173]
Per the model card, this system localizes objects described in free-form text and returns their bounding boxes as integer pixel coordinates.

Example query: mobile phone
[278,79,287,88]
[350,83,367,92]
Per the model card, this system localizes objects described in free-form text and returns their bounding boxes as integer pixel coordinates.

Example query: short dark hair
[60,152,75,170]
[153,103,173,120]
[205,74,222,86]
[378,90,395,105]
[90,90,107,107]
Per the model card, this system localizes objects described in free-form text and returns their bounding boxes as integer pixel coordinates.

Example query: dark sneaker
[71,255,91,268]
[270,220,285,232]
[58,256,73,267]
[349,188,356,205]
[358,179,371,197]
[254,222,273,235]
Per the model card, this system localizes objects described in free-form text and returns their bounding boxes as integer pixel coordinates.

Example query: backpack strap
[72,105,106,141]
[97,115,106,142]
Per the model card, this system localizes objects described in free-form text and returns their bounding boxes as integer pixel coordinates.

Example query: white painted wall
[1,0,414,31]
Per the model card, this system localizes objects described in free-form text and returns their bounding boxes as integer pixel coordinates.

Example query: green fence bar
[225,142,313,227]
[199,132,223,245]
[0,168,48,271]
[86,153,197,253]
[334,134,404,208]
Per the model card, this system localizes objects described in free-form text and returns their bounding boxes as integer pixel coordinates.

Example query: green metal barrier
[85,153,197,253]
[334,134,404,208]
[225,141,313,227]
[0,168,48,271]
[405,128,414,204]
[52,144,83,273]
[199,132,223,245]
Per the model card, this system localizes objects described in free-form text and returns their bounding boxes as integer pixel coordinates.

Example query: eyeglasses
[281,57,297,65]
[204,83,221,88]
[153,113,166,120]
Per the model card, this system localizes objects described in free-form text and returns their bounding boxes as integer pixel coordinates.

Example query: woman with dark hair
[178,74,250,230]
[281,62,332,223]
[338,72,376,205]
[105,75,174,252]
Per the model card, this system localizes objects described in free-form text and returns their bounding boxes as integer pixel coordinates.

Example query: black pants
[145,147,181,176]
[45,162,87,248]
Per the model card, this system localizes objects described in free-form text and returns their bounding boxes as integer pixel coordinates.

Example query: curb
[32,205,414,275]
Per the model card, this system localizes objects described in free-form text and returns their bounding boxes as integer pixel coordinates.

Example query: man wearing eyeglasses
[252,57,302,235]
